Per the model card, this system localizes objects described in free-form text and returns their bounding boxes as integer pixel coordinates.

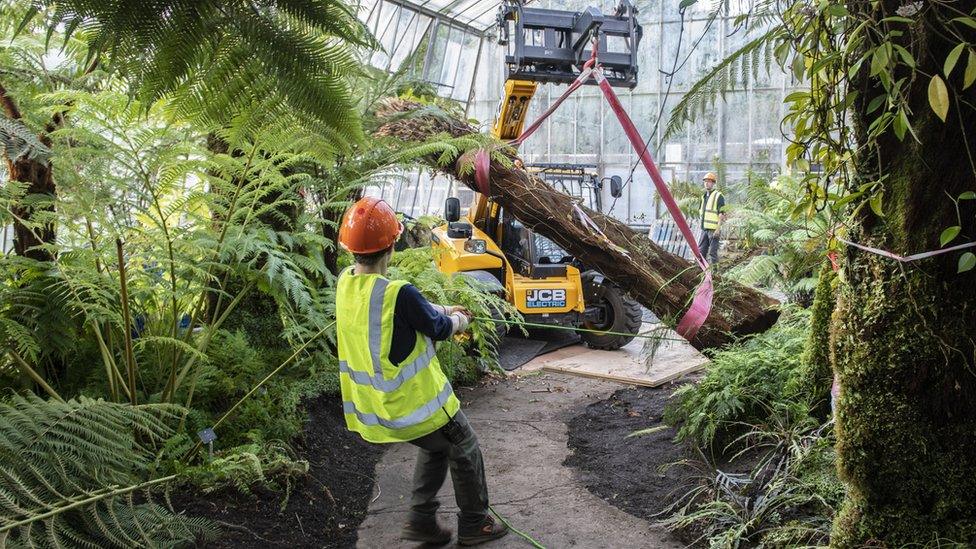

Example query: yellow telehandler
[431,0,644,350]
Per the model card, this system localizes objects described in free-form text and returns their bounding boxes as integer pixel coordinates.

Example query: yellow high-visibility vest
[336,269,460,443]
[700,190,724,231]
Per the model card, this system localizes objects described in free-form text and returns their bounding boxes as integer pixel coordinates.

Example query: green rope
[491,505,546,549]
[472,316,686,342]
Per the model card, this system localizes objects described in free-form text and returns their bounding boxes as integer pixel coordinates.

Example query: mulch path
[170,396,384,548]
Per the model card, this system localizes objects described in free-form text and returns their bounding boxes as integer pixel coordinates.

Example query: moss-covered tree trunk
[792,263,835,419]
[831,2,976,545]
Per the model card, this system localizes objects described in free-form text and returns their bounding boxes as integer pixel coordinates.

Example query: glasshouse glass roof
[418,0,508,31]
[361,0,533,33]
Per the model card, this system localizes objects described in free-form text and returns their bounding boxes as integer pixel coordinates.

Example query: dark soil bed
[563,385,697,522]
[565,384,762,547]
[171,395,384,548]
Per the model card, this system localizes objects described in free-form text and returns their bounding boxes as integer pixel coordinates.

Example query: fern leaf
[665,26,783,141]
[0,395,214,547]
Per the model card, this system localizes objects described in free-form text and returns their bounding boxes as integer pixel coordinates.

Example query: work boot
[457,515,509,546]
[401,519,453,546]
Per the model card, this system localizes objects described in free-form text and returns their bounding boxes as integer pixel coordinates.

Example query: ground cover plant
[656,304,843,547]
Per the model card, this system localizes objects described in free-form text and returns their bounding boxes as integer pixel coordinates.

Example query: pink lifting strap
[834,236,976,262]
[593,67,713,341]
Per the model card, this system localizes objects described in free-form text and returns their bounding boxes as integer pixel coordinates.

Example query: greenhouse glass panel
[369,0,800,221]
[390,13,433,71]
[516,90,547,157]
[722,91,750,163]
[632,0,663,16]
[548,87,578,156]
[633,23,662,94]
[661,0,718,21]
[629,94,662,150]
[688,100,719,164]
[576,96,602,154]
[604,93,635,155]
[426,24,453,94]
[448,32,482,101]
[751,90,786,165]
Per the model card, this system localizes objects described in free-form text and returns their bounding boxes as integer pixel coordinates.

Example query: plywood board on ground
[519,324,708,387]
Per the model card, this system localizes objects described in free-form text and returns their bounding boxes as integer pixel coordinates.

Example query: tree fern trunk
[374,99,781,350]
[205,134,289,351]
[1,81,56,262]
[831,2,976,544]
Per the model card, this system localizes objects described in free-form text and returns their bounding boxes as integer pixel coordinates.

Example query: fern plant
[0,393,215,547]
[664,306,811,449]
[16,0,374,144]
[724,174,830,301]
[0,88,340,407]
[0,117,49,162]
[388,246,522,379]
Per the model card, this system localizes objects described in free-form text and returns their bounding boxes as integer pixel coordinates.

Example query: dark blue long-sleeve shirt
[390,284,453,365]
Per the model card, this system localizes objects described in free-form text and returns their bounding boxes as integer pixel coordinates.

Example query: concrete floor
[356,371,685,548]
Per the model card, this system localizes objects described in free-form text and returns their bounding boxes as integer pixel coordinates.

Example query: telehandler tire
[580,275,642,350]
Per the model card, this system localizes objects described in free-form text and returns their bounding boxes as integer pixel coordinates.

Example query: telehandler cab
[431,0,643,350]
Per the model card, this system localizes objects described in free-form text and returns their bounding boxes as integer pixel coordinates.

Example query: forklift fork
[496,0,642,89]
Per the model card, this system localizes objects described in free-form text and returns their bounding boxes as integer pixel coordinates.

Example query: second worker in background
[698,172,727,265]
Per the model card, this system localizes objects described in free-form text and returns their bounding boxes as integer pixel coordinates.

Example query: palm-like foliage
[17,0,373,145]
[0,393,214,547]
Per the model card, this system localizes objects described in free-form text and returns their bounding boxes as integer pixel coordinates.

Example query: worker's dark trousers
[407,409,489,532]
[698,229,720,264]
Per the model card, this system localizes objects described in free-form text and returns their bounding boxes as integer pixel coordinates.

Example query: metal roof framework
[371,0,511,34]
[358,0,518,107]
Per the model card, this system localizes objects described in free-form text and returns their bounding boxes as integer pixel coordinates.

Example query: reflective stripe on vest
[338,341,437,392]
[343,382,454,429]
[701,190,723,231]
[336,270,460,443]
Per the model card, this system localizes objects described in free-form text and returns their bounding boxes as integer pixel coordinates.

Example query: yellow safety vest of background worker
[335,197,508,546]
[697,172,727,265]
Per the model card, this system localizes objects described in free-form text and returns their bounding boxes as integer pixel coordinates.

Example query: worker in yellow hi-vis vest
[335,197,508,547]
[697,172,727,265]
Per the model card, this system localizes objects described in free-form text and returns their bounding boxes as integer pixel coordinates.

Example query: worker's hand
[450,312,470,334]
[447,305,473,318]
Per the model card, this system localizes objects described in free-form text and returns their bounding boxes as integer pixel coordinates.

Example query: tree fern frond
[0,116,49,161]
[0,395,214,547]
[665,26,783,141]
[22,0,371,145]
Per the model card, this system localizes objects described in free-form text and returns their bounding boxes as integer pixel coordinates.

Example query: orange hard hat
[338,197,403,254]
[703,172,718,182]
